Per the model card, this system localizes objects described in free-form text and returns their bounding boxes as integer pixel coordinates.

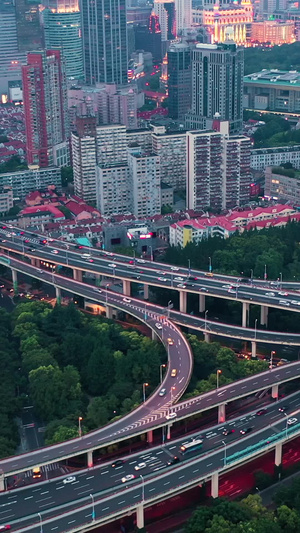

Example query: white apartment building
[0,185,13,214]
[96,124,127,166]
[251,145,300,171]
[127,129,152,151]
[175,0,192,32]
[96,162,131,216]
[127,146,161,218]
[72,132,97,204]
[152,126,187,189]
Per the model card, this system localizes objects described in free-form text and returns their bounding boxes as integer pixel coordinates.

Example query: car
[111,459,125,468]
[167,456,180,466]
[240,427,253,435]
[287,418,298,426]
[256,409,267,416]
[291,300,300,306]
[81,253,91,258]
[166,412,177,420]
[222,285,232,289]
[265,292,275,297]
[170,266,179,271]
[205,272,213,277]
[121,474,135,483]
[137,259,145,263]
[123,297,131,303]
[167,337,174,345]
[223,428,235,436]
[174,277,184,281]
[279,300,290,306]
[0,526,11,531]
[155,322,163,330]
[88,259,94,262]
[24,239,30,243]
[63,476,76,484]
[37,269,43,274]
[158,277,168,282]
[108,263,117,268]
[171,368,177,377]
[228,289,235,294]
[51,249,59,254]
[199,287,208,292]
[177,284,186,288]
[134,462,147,471]
[129,260,134,264]
[278,406,288,412]
[278,291,288,296]
[159,388,167,397]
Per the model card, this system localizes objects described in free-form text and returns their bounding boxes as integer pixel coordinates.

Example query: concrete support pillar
[179,291,187,314]
[204,332,210,343]
[35,259,40,268]
[87,450,93,468]
[260,305,268,326]
[272,383,279,399]
[30,258,36,267]
[55,286,61,305]
[211,472,219,499]
[147,430,153,444]
[136,504,144,530]
[0,473,5,492]
[251,341,257,359]
[167,424,171,440]
[144,283,149,300]
[95,274,101,287]
[199,294,205,313]
[106,306,113,319]
[242,302,249,328]
[275,442,282,467]
[218,403,226,424]
[123,279,131,296]
[152,329,159,341]
[74,269,83,282]
[12,269,18,295]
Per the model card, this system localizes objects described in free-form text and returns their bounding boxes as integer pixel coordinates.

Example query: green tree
[185,507,214,533]
[87,397,109,428]
[205,515,232,533]
[276,505,300,532]
[46,425,78,445]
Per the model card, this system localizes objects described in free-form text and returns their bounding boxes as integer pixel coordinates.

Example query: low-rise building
[0,185,13,214]
[244,69,300,113]
[251,145,300,171]
[265,166,300,204]
[161,182,174,208]
[0,166,61,199]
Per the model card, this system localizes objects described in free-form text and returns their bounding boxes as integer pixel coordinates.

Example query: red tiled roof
[19,205,65,219]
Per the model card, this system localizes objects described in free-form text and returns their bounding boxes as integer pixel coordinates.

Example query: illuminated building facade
[192,0,253,45]
[251,21,295,45]
[167,42,191,120]
[153,0,176,42]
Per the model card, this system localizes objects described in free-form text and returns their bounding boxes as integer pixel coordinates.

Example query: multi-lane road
[3,391,300,532]
[1,256,300,478]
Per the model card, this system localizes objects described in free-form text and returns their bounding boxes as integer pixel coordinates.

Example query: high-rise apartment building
[186,122,251,211]
[81,0,128,85]
[0,1,25,96]
[96,163,131,216]
[127,145,161,218]
[96,124,127,166]
[175,0,192,33]
[15,0,43,52]
[98,84,138,130]
[153,0,176,42]
[72,115,97,203]
[22,49,69,168]
[186,42,244,133]
[43,0,84,80]
[167,42,191,120]
[152,125,186,189]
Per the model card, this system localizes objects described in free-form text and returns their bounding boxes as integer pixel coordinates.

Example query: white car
[37,269,43,274]
[279,300,290,306]
[159,388,167,397]
[291,300,300,306]
[265,292,275,297]
[134,462,146,471]
[177,284,186,289]
[170,266,179,271]
[287,418,298,425]
[166,412,177,420]
[63,476,76,484]
[121,474,135,483]
[137,259,145,263]
[155,322,163,330]
[51,249,59,254]
[123,297,131,303]
[81,253,91,259]
[158,277,168,282]
[108,263,117,268]
[278,291,288,296]
[222,285,232,289]
[174,277,184,282]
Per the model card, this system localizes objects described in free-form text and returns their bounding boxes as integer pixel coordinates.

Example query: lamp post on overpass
[90,493,95,522]
[216,369,222,389]
[205,310,208,332]
[167,300,173,318]
[250,269,253,284]
[170,386,176,404]
[209,257,212,273]
[188,259,191,276]
[279,272,283,289]
[284,412,289,439]
[140,474,145,502]
[160,364,166,383]
[222,440,227,466]
[264,264,267,281]
[270,350,276,369]
[78,416,83,438]
[143,382,149,403]
[149,246,153,261]
[38,512,43,533]
[254,318,257,341]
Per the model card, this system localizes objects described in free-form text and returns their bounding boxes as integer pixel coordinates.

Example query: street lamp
[149,246,153,261]
[167,300,172,318]
[143,382,149,403]
[78,416,83,437]
[284,412,288,439]
[264,264,267,281]
[222,440,227,466]
[160,364,166,383]
[250,269,253,283]
[188,259,191,275]
[254,318,258,341]
[205,310,208,334]
[105,283,109,304]
[38,512,43,533]
[216,369,222,389]
[170,386,176,404]
[140,474,145,502]
[270,350,276,369]
[279,272,283,288]
[90,493,95,522]
[51,265,55,284]
[209,257,212,273]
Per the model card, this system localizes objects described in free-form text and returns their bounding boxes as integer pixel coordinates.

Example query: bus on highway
[0,256,10,265]
[180,438,203,454]
[32,467,42,479]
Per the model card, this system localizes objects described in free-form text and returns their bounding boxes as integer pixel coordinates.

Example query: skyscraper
[72,115,97,203]
[0,0,25,97]
[175,0,192,33]
[167,42,191,120]
[43,0,84,80]
[22,50,69,168]
[153,0,176,42]
[15,0,43,52]
[81,0,128,85]
[186,42,244,133]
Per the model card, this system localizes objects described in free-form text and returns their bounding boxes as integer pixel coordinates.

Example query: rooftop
[244,69,300,87]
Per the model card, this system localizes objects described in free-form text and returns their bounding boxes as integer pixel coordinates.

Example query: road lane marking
[24,496,33,500]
